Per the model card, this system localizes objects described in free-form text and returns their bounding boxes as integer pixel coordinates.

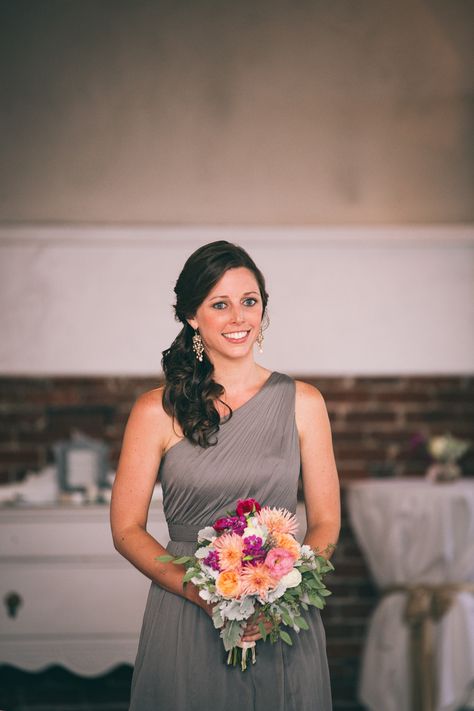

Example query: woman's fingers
[242,615,273,641]
[245,614,271,630]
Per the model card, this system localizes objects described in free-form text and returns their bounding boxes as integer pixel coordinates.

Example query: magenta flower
[236,498,261,516]
[213,517,233,532]
[213,515,246,536]
[242,535,266,564]
[203,550,220,571]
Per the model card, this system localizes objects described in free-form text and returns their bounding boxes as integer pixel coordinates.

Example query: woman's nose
[230,304,244,322]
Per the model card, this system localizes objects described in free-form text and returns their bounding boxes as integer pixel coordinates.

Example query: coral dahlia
[213,532,244,571]
[256,507,299,536]
[240,563,278,600]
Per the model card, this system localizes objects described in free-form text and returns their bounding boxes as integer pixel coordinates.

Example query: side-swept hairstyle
[161,240,269,448]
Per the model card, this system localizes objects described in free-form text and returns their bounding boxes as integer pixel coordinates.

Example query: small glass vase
[425,460,461,483]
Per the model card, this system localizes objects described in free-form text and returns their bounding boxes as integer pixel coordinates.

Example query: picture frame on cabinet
[53,431,109,493]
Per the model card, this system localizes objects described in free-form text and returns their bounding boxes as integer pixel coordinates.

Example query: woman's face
[187,267,264,363]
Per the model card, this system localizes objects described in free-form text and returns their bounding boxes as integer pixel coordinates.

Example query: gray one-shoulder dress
[129,371,332,710]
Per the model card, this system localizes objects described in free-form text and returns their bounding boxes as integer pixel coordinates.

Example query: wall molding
[0,224,473,248]
[1,223,473,375]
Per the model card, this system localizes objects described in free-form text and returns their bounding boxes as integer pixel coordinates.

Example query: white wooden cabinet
[0,502,169,675]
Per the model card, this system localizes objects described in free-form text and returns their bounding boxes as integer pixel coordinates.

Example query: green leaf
[212,609,224,629]
[294,616,309,630]
[182,569,196,583]
[279,629,293,646]
[221,620,244,652]
[155,555,174,562]
[173,556,192,565]
[319,589,332,596]
[308,590,324,606]
[258,622,268,641]
[311,596,325,610]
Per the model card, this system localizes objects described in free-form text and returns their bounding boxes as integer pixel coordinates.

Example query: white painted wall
[0,226,473,376]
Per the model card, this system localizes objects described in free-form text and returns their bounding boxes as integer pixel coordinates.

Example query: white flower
[300,544,314,558]
[428,436,447,460]
[200,562,219,580]
[428,433,470,462]
[243,524,268,541]
[198,588,213,601]
[195,544,213,559]
[265,580,287,603]
[197,526,217,543]
[279,568,302,589]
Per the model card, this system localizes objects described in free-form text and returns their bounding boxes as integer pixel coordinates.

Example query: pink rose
[236,498,261,516]
[264,548,296,579]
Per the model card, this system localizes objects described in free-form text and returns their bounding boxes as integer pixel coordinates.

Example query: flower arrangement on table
[157,498,334,670]
[410,431,471,483]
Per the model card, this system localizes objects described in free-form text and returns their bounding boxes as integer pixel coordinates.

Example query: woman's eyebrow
[208,291,259,300]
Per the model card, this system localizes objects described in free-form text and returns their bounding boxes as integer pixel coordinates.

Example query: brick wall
[0,375,473,710]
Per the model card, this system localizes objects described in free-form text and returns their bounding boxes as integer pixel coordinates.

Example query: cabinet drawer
[0,561,154,637]
[0,506,169,557]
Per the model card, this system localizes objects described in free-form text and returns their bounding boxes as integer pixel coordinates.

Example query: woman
[110,240,340,710]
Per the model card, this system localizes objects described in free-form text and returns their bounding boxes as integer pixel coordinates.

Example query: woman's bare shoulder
[129,386,170,436]
[131,386,184,451]
[294,380,328,437]
[294,379,325,406]
[132,385,165,415]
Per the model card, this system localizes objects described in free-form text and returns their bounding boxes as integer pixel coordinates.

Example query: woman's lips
[222,330,251,343]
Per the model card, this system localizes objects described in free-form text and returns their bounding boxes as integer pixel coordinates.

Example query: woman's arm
[110,389,206,610]
[295,381,341,559]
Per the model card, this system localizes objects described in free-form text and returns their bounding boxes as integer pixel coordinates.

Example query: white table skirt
[346,479,474,711]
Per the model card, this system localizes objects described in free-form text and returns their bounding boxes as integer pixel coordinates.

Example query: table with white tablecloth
[346,478,474,711]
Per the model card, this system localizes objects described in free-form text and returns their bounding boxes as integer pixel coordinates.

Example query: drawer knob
[4,591,23,618]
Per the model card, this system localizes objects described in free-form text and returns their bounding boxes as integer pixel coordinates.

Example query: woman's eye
[212,298,257,309]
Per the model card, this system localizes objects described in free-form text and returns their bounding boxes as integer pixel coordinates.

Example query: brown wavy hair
[161,241,269,448]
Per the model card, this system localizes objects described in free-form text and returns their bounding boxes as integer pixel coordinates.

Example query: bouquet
[157,498,334,670]
[426,432,470,463]
[410,431,471,482]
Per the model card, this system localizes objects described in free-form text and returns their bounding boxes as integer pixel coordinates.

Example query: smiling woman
[110,240,340,711]
[160,242,271,446]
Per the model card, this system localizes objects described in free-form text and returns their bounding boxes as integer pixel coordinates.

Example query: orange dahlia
[256,507,299,536]
[213,533,244,571]
[272,532,301,559]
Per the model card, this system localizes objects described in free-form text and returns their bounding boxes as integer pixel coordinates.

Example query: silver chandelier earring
[192,329,204,361]
[256,326,264,354]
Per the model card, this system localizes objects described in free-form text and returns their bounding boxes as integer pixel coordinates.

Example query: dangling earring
[192,329,204,362]
[256,326,264,354]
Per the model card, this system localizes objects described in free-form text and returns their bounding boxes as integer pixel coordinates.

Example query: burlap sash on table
[382,583,474,711]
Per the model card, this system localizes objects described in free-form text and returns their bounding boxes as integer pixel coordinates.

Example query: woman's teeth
[222,330,249,340]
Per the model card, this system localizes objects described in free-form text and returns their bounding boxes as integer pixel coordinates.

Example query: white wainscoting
[0,225,473,375]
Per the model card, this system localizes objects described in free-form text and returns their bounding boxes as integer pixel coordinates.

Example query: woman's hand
[185,582,215,618]
[187,583,272,642]
[241,610,273,643]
